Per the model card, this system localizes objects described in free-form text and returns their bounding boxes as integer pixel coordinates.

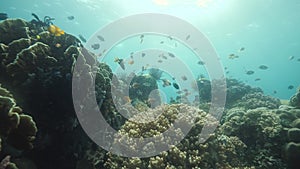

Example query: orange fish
[48,24,64,36]
[55,43,62,48]
[128,60,134,65]
[123,96,131,103]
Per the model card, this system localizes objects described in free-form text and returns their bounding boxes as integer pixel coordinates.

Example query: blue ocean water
[1,0,300,100]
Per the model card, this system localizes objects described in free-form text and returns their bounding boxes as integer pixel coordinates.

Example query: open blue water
[1,0,300,99]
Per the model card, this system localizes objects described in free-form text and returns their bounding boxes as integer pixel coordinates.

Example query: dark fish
[158,60,163,63]
[97,35,105,41]
[246,70,254,75]
[119,61,125,70]
[288,85,294,90]
[197,61,205,65]
[141,53,146,57]
[258,65,268,70]
[173,83,179,90]
[168,35,173,40]
[239,47,245,52]
[181,76,188,81]
[114,58,125,70]
[91,43,100,50]
[78,34,87,43]
[289,56,294,60]
[168,52,175,58]
[160,41,164,44]
[67,16,75,20]
[254,78,261,81]
[139,34,144,43]
[0,13,8,20]
[186,34,190,40]
[273,90,277,94]
[297,58,300,62]
[162,55,167,60]
[130,52,134,58]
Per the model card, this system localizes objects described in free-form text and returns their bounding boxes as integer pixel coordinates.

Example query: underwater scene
[0,0,300,169]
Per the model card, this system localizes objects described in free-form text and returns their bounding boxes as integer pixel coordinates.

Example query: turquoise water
[1,0,300,99]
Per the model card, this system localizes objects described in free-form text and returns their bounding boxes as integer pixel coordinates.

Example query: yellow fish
[48,24,65,36]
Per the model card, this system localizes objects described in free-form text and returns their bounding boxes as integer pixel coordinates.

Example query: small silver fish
[186,34,190,40]
[97,35,105,41]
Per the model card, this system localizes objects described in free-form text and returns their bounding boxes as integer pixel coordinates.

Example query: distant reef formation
[1,18,300,169]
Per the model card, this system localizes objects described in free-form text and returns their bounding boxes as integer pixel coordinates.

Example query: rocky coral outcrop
[197,78,262,107]
[0,84,38,169]
[0,18,113,169]
[233,92,281,109]
[290,87,300,108]
[91,104,253,169]
[220,107,286,168]
[273,105,300,169]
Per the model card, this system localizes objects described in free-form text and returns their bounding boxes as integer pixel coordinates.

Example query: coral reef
[0,19,30,45]
[220,107,286,168]
[233,92,281,109]
[0,18,112,169]
[221,107,283,144]
[97,104,253,169]
[197,78,262,107]
[0,85,37,150]
[290,87,300,108]
[1,17,299,169]
[0,84,38,169]
[129,74,159,104]
[273,104,300,169]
